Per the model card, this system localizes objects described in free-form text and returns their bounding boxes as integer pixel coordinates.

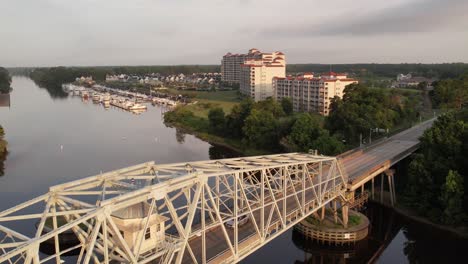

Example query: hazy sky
[1,0,468,67]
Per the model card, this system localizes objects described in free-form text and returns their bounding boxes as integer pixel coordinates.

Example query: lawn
[178,90,242,118]
[166,89,240,101]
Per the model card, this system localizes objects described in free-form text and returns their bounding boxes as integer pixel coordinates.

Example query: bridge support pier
[380,173,384,203]
[342,205,349,228]
[385,169,396,206]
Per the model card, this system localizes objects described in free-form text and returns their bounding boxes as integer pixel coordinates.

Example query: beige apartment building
[238,50,286,101]
[273,72,358,116]
[222,48,286,86]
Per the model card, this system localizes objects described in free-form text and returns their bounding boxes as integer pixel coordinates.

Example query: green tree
[243,109,278,149]
[440,170,465,225]
[225,98,253,138]
[253,97,285,118]
[403,110,468,225]
[0,125,5,177]
[281,97,294,115]
[0,125,6,154]
[403,154,436,216]
[0,67,12,94]
[208,107,226,135]
[326,83,416,144]
[287,113,344,155]
[433,74,468,109]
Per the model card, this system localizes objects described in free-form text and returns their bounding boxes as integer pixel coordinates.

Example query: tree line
[0,67,12,94]
[0,126,6,177]
[287,63,468,79]
[165,83,421,155]
[402,110,468,226]
[432,72,468,109]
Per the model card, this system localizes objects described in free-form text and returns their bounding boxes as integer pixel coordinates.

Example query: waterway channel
[0,77,466,263]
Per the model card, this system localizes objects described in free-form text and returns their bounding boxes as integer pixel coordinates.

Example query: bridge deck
[342,119,434,190]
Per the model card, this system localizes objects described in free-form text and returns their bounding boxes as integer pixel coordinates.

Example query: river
[0,77,466,263]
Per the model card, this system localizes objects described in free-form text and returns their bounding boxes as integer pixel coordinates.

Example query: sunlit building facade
[237,50,286,101]
[273,72,358,116]
[222,48,286,88]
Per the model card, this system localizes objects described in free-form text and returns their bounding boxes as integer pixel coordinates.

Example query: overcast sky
[1,0,468,67]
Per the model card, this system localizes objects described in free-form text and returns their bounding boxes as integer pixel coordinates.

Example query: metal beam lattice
[0,153,348,264]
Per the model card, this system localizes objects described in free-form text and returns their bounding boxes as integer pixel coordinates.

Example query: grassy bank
[164,115,267,156]
[163,90,270,155]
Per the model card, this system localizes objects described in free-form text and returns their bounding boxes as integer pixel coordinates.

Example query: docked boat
[110,99,134,110]
[102,93,111,102]
[129,103,147,111]
[92,92,101,102]
[81,90,89,99]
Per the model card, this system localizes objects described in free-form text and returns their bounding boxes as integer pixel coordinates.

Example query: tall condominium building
[238,50,286,101]
[273,72,358,116]
[221,48,286,85]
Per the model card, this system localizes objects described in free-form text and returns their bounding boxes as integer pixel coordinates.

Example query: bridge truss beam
[0,153,348,264]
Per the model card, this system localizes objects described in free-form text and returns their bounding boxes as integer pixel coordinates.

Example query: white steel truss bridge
[0,153,349,264]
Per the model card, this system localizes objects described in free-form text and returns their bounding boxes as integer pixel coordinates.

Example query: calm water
[1,77,466,263]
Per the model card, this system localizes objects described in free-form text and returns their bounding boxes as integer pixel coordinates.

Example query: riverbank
[394,203,468,239]
[372,196,468,239]
[164,118,268,156]
[0,125,6,155]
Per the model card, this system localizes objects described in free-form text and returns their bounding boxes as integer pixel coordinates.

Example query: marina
[62,83,179,114]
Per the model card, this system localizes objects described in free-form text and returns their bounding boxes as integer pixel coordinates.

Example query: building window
[145,228,151,240]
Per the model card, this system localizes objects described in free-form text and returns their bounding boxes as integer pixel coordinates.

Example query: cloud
[0,0,467,66]
[261,0,468,37]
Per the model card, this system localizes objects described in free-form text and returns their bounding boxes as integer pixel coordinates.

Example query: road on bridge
[341,119,434,190]
[181,119,435,263]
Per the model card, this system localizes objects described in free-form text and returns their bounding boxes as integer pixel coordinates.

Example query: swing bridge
[0,119,434,264]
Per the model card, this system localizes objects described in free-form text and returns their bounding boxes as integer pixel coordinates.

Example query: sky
[1,0,468,67]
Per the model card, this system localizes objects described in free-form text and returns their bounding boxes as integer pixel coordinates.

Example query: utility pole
[359,133,363,148]
[369,128,372,144]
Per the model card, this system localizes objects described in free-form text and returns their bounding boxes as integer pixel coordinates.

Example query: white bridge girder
[0,153,348,264]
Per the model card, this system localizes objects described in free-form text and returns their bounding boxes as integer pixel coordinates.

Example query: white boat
[92,92,101,102]
[102,93,111,102]
[129,103,147,111]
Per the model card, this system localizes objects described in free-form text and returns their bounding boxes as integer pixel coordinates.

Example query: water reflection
[209,145,240,159]
[0,93,10,107]
[291,203,398,264]
[33,82,69,99]
[288,202,468,264]
[0,152,5,177]
[175,127,186,144]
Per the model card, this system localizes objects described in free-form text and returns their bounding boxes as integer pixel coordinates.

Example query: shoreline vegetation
[0,67,11,176]
[0,67,12,94]
[0,125,6,177]
[16,65,468,237]
[164,83,423,156]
